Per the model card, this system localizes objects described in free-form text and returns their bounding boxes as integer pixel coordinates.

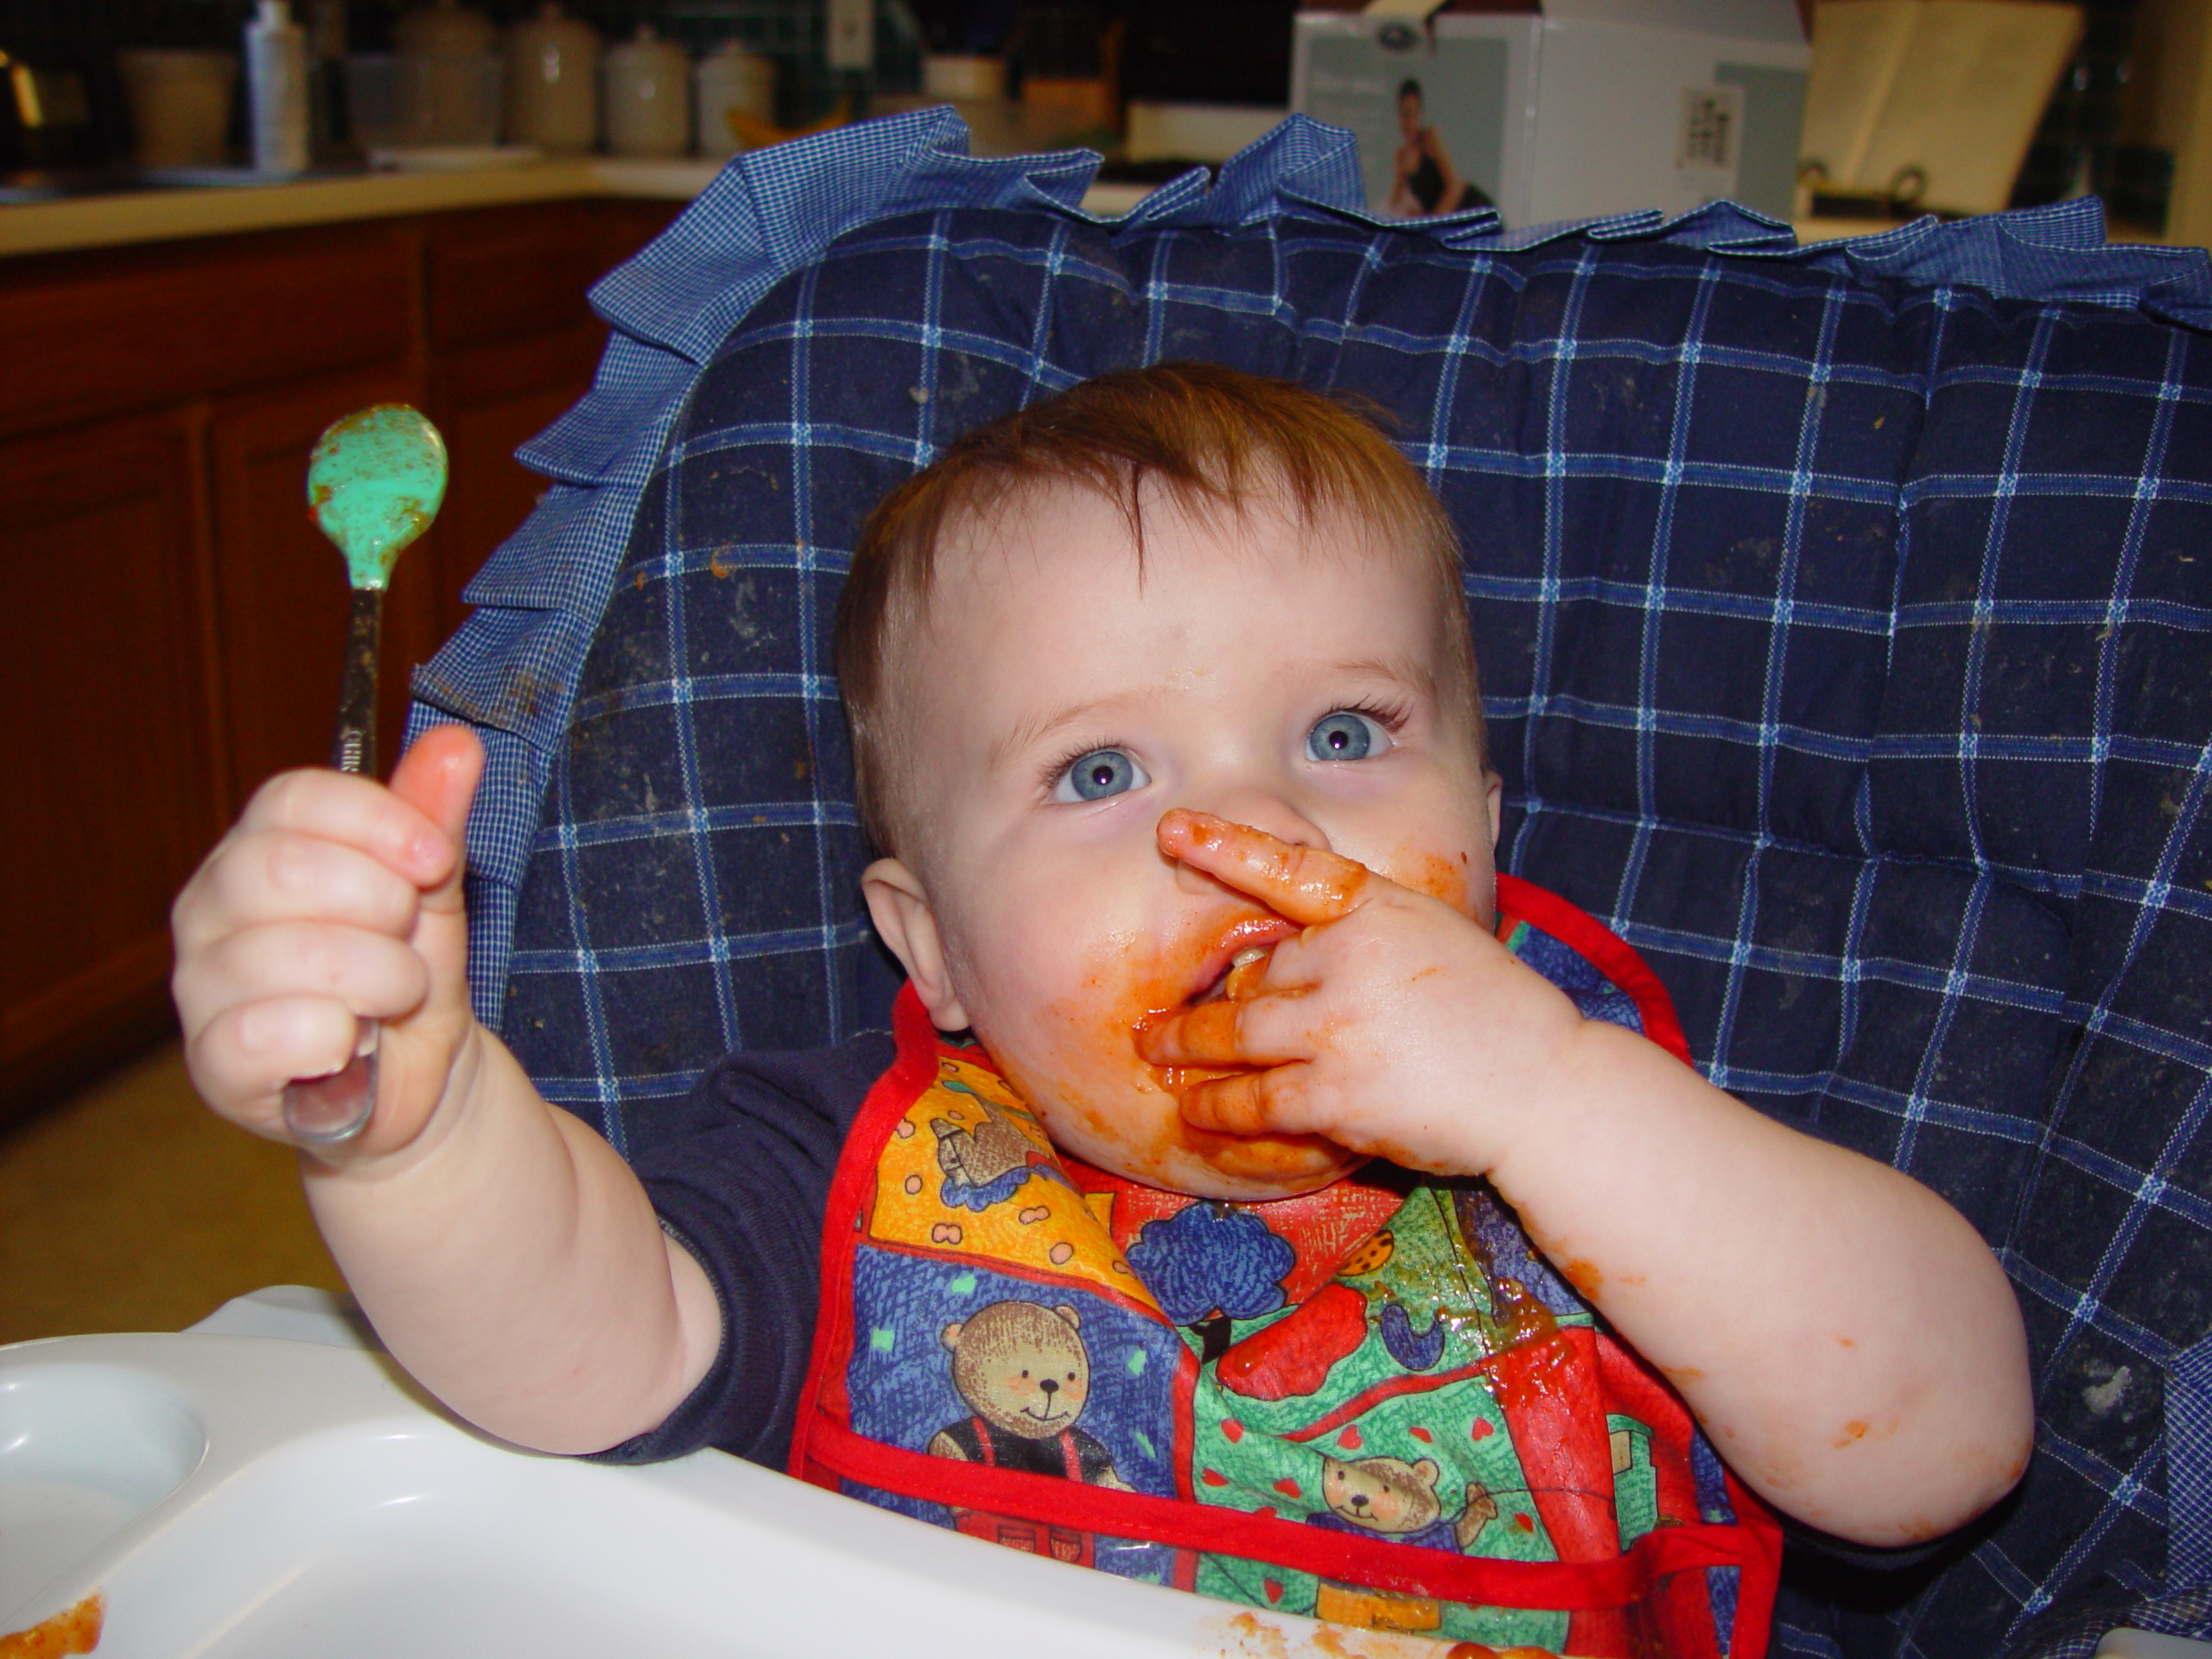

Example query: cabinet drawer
[0,224,416,439]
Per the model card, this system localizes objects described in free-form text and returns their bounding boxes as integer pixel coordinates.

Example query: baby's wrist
[1478,1009,1627,1201]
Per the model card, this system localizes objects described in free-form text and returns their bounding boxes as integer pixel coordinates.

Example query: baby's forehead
[887,478,1464,685]
[925,473,1432,599]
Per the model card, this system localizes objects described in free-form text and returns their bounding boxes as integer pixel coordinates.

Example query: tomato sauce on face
[1377,843,1475,918]
[1001,831,1489,1198]
[1003,914,1355,1196]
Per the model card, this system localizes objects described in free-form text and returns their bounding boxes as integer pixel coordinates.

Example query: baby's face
[868,480,1500,1201]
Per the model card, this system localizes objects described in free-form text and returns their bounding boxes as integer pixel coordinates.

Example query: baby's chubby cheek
[1377,840,1481,921]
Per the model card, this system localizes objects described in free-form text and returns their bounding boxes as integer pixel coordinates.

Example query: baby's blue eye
[1307,711,1389,762]
[1054,748,1149,803]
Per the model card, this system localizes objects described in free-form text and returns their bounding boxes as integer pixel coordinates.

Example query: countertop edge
[5,167,2175,264]
[0,157,728,259]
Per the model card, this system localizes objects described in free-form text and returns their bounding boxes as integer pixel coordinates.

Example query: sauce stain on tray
[1202,1605,1548,1656]
[0,1592,105,1658]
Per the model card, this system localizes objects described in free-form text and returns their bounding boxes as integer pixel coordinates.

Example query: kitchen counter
[0,155,1157,260]
[0,157,723,258]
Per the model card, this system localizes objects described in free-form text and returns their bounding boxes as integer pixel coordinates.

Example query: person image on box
[1389,79,1483,218]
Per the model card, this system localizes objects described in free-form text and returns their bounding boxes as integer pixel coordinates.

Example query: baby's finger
[388,726,484,923]
[1137,995,1307,1069]
[188,994,367,1133]
[176,829,424,958]
[234,766,457,889]
[1177,1062,1315,1138]
[1157,810,1380,926]
[175,919,431,1039]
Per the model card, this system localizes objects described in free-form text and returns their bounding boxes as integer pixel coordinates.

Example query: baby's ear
[862,857,971,1031]
[1483,769,1504,853]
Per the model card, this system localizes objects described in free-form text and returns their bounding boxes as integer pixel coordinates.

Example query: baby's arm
[1138,811,2033,1548]
[172,728,721,1452]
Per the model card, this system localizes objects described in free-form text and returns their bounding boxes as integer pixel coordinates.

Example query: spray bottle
[245,0,309,173]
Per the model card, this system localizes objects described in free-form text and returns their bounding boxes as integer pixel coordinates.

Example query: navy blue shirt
[592,1031,893,1470]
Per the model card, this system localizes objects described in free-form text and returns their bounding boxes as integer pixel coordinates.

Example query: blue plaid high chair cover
[406,111,2212,1658]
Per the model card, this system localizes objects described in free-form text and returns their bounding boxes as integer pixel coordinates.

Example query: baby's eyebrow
[988,695,1124,772]
[1329,655,1440,700]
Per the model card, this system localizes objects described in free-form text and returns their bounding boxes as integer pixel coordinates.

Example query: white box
[1293,0,1810,229]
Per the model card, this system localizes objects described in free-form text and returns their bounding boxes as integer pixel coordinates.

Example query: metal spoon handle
[330,586,384,775]
[282,586,387,1146]
[283,1028,379,1145]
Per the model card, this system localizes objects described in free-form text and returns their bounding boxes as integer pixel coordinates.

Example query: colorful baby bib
[790,874,1781,1658]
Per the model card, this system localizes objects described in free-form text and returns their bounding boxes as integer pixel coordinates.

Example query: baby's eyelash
[1335,695,1413,734]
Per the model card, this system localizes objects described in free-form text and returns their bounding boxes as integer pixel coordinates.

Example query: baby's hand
[1135,810,1587,1178]
[170,726,485,1161]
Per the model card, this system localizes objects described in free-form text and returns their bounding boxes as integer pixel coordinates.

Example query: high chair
[424,110,2212,1656]
[5,109,2209,1659]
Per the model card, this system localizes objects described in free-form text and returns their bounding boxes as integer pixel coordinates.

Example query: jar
[505,1,598,154]
[118,48,238,168]
[602,24,690,158]
[693,40,773,159]
[393,0,500,148]
[394,0,495,59]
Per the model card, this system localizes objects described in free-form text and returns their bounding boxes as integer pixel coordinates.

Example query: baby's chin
[1050,1113,1368,1202]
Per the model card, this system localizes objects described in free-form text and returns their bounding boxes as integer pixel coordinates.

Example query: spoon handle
[330,586,385,776]
[281,586,387,1145]
[283,1028,379,1145]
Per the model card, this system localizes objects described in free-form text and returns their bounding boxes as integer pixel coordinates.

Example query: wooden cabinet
[0,410,221,1091]
[0,197,682,1115]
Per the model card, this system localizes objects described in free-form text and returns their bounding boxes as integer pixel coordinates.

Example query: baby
[173,363,2031,1653]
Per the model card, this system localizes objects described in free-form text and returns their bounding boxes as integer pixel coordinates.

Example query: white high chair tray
[0,1292,1413,1658]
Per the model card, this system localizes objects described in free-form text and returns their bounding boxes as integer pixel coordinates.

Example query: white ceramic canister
[394,0,500,146]
[394,0,495,58]
[603,24,690,158]
[505,1,598,153]
[118,47,238,167]
[692,40,772,158]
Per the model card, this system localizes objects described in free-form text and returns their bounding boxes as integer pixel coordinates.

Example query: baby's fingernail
[1160,809,1221,849]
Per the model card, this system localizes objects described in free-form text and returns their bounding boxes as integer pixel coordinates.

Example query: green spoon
[282,404,448,1146]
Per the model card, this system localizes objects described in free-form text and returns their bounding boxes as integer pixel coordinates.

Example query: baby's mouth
[1180,918,1297,1010]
